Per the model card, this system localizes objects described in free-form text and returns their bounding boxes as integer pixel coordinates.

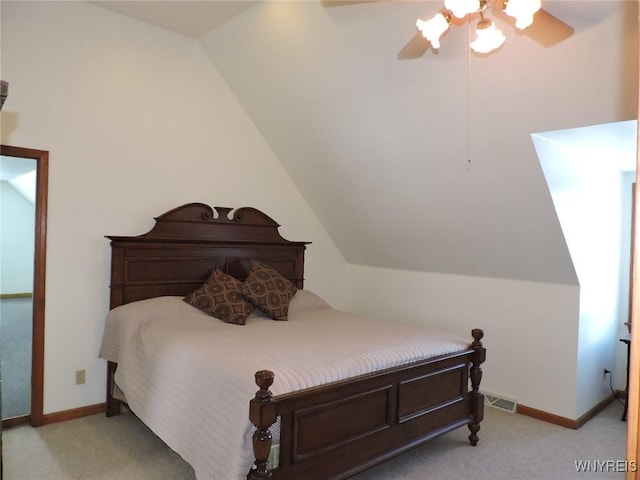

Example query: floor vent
[484,393,517,413]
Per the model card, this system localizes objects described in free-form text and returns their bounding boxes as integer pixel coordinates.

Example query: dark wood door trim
[1,145,48,427]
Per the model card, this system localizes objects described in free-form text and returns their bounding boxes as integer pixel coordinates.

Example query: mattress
[99,290,469,480]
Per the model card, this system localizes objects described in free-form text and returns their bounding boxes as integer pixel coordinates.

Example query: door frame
[0,145,48,427]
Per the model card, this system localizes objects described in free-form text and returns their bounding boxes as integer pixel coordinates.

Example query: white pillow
[287,289,331,317]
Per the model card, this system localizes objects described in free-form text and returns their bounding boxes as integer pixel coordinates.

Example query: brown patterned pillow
[183,269,253,325]
[240,260,297,321]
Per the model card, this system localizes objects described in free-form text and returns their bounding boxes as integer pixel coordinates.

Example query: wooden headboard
[107,203,310,309]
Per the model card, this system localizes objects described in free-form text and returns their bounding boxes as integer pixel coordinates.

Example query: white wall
[615,171,635,389]
[0,1,346,414]
[535,130,635,416]
[0,181,35,293]
[573,170,629,415]
[345,265,581,419]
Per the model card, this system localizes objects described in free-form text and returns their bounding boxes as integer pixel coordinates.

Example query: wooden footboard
[248,329,486,480]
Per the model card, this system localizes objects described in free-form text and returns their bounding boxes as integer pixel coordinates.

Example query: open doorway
[1,154,36,424]
[0,145,48,429]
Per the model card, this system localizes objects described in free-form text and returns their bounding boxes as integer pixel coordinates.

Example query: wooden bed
[105,202,486,480]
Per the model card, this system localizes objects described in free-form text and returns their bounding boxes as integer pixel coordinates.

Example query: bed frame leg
[248,370,277,480]
[468,328,486,446]
[106,361,121,417]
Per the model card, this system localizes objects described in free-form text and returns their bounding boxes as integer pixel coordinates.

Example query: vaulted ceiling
[90,1,638,285]
[90,1,256,36]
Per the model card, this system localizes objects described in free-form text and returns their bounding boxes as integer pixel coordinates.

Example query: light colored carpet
[2,402,627,480]
[0,298,32,419]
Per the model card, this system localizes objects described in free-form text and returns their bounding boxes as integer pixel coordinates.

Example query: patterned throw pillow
[183,269,253,325]
[240,260,297,321]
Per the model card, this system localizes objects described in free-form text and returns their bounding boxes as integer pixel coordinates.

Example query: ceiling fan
[323,0,574,59]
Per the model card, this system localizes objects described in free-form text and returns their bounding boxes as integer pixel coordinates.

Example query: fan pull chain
[466,17,472,171]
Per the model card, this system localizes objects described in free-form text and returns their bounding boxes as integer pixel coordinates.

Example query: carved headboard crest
[122,203,300,244]
[159,203,278,226]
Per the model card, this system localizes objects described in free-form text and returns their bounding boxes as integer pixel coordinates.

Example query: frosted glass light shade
[416,13,450,49]
[505,0,541,29]
[444,0,480,19]
[470,20,506,53]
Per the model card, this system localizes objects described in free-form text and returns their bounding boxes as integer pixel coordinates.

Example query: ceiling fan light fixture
[470,18,506,53]
[416,12,451,49]
[397,0,572,59]
[504,0,541,29]
[444,0,480,19]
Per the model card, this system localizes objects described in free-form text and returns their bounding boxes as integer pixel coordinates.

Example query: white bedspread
[99,291,469,480]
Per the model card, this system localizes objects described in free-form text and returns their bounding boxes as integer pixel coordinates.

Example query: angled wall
[199,1,637,286]
[534,122,637,416]
[0,1,346,414]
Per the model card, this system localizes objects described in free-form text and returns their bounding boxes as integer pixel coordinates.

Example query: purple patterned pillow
[240,260,297,321]
[183,269,253,325]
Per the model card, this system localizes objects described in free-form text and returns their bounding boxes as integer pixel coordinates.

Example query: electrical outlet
[75,369,85,385]
[603,368,611,376]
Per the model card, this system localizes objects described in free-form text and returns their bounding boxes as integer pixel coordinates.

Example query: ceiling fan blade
[397,31,431,60]
[523,9,575,47]
[491,7,574,47]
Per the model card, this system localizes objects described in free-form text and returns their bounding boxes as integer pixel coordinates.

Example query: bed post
[248,370,277,480]
[468,328,486,446]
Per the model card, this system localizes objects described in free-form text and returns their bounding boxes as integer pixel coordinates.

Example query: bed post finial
[468,328,485,446]
[248,370,277,480]
[255,370,274,401]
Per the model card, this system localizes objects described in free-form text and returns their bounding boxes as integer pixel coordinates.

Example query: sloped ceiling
[89,1,256,37]
[91,1,638,285]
